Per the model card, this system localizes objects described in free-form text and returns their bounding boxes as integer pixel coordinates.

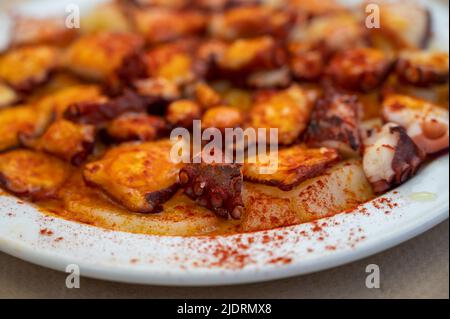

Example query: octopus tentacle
[362,123,425,193]
[179,154,244,219]
[382,94,449,154]
[305,93,362,157]
[396,51,449,87]
[326,48,394,93]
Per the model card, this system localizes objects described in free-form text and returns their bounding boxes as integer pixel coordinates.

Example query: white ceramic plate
[0,0,448,286]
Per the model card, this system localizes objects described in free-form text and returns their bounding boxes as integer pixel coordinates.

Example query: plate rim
[0,197,448,286]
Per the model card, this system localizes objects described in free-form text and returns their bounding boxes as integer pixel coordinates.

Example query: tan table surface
[0,220,448,299]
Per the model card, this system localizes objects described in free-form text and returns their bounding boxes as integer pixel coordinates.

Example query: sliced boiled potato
[56,160,373,235]
[58,173,231,236]
[241,159,374,232]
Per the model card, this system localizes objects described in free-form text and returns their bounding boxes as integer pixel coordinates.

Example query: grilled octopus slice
[64,89,148,125]
[20,120,96,166]
[216,36,287,75]
[0,150,71,200]
[133,78,181,101]
[243,145,340,191]
[395,51,449,87]
[144,40,200,86]
[105,112,167,143]
[382,94,449,154]
[248,84,313,145]
[194,0,259,11]
[130,0,190,9]
[291,13,367,54]
[288,0,346,18]
[288,42,326,82]
[83,140,181,213]
[215,37,291,87]
[326,48,394,92]
[0,105,50,152]
[201,106,243,132]
[194,82,223,109]
[131,7,207,44]
[166,99,202,128]
[34,85,106,119]
[362,123,425,193]
[179,155,244,219]
[209,5,294,40]
[305,93,362,157]
[0,45,59,92]
[114,40,202,93]
[62,32,144,81]
[246,67,291,89]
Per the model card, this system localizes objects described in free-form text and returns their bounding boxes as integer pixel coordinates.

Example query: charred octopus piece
[209,5,293,40]
[166,100,202,128]
[64,89,148,125]
[194,82,223,109]
[305,93,362,157]
[217,36,286,75]
[131,8,207,45]
[396,51,449,87]
[293,13,367,55]
[61,32,144,81]
[194,39,228,78]
[145,40,200,85]
[133,78,181,101]
[83,140,181,213]
[243,145,340,191]
[249,85,313,145]
[363,123,425,193]
[105,112,167,142]
[201,106,243,132]
[0,45,59,92]
[194,0,260,11]
[130,0,190,9]
[246,67,291,89]
[326,48,394,92]
[19,120,96,166]
[0,105,51,152]
[179,156,244,219]
[382,94,449,155]
[111,51,149,92]
[34,84,106,119]
[288,0,346,18]
[288,42,325,82]
[0,149,71,200]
